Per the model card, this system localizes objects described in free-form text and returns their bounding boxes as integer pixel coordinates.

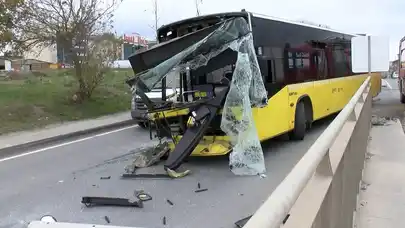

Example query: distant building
[0,56,12,71]
[120,33,155,60]
[24,45,58,64]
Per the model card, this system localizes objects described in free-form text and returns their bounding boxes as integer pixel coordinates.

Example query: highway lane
[0,116,335,228]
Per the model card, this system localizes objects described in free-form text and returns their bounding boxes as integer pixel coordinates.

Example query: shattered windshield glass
[133,17,268,175]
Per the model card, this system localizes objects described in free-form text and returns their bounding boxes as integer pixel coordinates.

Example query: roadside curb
[0,119,136,158]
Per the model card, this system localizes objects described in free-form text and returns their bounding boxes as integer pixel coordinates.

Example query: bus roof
[158,10,358,38]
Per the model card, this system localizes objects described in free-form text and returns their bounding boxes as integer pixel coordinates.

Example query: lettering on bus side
[289,92,298,96]
[332,88,343,93]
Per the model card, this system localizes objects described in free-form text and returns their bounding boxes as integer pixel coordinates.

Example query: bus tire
[289,102,306,140]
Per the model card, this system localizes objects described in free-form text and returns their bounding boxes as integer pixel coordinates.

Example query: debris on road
[104,216,110,224]
[235,215,252,228]
[371,115,396,126]
[197,182,201,189]
[81,196,143,208]
[100,176,111,180]
[162,216,167,225]
[134,190,152,201]
[166,168,191,178]
[122,173,173,179]
[195,188,208,193]
[125,142,170,173]
[166,199,174,206]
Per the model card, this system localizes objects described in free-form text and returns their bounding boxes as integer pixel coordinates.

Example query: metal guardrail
[244,76,372,228]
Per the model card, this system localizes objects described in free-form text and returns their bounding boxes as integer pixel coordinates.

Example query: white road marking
[382,79,393,90]
[0,125,137,163]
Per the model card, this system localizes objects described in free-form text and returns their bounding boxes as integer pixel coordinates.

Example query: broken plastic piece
[104,216,110,224]
[134,190,153,201]
[166,168,191,178]
[81,196,143,208]
[166,199,174,206]
[235,215,252,228]
[195,188,208,193]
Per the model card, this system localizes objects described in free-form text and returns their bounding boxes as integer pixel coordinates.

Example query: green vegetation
[0,69,133,135]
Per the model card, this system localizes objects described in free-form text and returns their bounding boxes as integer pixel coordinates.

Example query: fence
[244,76,372,228]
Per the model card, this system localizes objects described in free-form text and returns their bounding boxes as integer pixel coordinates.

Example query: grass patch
[0,69,133,135]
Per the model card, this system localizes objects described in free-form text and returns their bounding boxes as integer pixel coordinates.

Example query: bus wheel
[289,102,306,140]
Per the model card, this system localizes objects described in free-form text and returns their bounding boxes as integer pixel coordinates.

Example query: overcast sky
[113,0,404,60]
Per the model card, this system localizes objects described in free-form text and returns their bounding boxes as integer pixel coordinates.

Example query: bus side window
[315,50,328,79]
[332,46,346,77]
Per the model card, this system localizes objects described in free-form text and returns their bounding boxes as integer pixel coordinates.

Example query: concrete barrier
[244,77,372,228]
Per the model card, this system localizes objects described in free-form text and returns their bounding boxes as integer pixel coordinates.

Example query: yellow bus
[126,11,381,171]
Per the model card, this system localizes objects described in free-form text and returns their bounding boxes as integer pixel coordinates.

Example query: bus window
[315,50,328,79]
[332,46,347,77]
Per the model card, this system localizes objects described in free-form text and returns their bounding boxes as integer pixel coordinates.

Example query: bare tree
[0,0,25,53]
[145,0,159,39]
[13,0,122,101]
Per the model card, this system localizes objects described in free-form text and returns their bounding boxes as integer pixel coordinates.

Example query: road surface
[0,82,399,228]
[0,121,335,228]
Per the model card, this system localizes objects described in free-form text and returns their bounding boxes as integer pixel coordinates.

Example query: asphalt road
[1,82,400,228]
[0,115,335,228]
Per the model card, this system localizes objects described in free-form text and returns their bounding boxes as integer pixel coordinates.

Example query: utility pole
[195,0,202,16]
[153,0,158,32]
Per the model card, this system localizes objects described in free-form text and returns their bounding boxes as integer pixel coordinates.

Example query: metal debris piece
[122,173,173,179]
[166,168,191,178]
[134,190,152,201]
[81,196,143,208]
[125,142,170,173]
[283,214,290,224]
[162,216,166,225]
[166,199,174,206]
[100,176,111,180]
[235,215,252,228]
[104,216,110,224]
[195,188,208,193]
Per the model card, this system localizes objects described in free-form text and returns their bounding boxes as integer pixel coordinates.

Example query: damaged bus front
[126,11,268,175]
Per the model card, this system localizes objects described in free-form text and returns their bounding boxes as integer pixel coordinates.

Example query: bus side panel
[310,80,331,120]
[326,75,366,114]
[253,87,291,141]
